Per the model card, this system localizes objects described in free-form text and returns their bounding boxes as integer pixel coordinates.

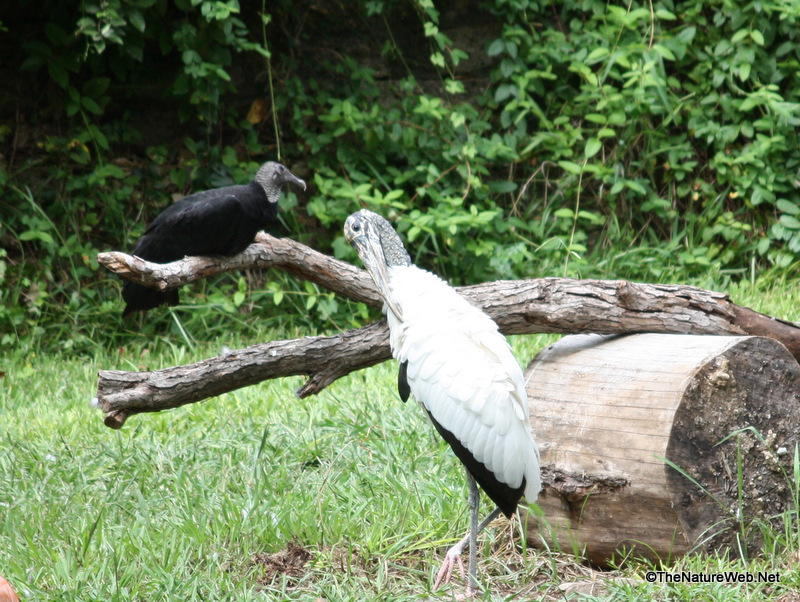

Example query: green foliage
[285,0,800,283]
[4,0,800,354]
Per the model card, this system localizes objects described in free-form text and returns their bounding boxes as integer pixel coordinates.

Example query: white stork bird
[344,209,541,594]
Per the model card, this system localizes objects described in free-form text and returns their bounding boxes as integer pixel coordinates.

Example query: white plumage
[385,265,541,504]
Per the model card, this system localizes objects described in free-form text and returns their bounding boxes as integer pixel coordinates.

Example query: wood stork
[344,209,541,594]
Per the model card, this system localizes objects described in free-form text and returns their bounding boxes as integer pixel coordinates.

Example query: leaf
[776,199,800,216]
[586,47,609,63]
[81,97,103,115]
[445,79,465,94]
[714,39,732,56]
[731,29,750,44]
[607,112,627,125]
[750,30,765,46]
[558,160,583,175]
[487,38,505,57]
[494,84,515,103]
[488,180,517,193]
[130,10,146,33]
[82,77,110,98]
[779,214,800,230]
[625,180,647,195]
[246,98,267,124]
[677,26,697,44]
[48,64,69,89]
[89,124,109,150]
[383,189,404,203]
[93,164,126,180]
[584,138,602,159]
[584,113,607,124]
[20,230,55,244]
[652,44,676,61]
[739,62,751,82]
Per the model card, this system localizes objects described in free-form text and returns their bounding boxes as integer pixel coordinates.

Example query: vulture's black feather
[122,161,305,317]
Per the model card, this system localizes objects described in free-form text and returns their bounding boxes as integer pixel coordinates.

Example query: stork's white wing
[385,265,541,501]
[394,317,540,500]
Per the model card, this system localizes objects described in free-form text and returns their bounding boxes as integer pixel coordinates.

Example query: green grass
[2,276,800,600]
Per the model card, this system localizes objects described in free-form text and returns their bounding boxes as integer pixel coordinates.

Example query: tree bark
[95,235,800,429]
[98,232,381,307]
[524,333,800,566]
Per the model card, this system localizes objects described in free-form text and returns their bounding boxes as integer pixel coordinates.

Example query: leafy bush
[2,0,800,355]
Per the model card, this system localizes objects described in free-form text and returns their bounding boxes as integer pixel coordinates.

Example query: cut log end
[666,336,800,553]
[524,334,800,567]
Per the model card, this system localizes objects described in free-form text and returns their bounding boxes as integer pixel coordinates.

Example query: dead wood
[98,232,380,306]
[525,333,800,565]
[95,235,800,429]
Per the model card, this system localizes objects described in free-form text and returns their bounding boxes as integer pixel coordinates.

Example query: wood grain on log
[95,236,800,428]
[524,333,800,566]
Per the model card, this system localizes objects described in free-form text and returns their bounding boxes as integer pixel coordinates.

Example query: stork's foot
[433,540,467,590]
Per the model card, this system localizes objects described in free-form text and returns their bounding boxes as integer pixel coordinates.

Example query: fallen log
[95,236,800,428]
[524,333,800,566]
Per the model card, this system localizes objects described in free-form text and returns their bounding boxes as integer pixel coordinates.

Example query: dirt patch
[251,540,313,587]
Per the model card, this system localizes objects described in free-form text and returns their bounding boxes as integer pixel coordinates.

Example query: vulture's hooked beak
[283,169,307,191]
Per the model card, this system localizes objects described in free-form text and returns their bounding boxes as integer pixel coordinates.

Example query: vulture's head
[255,162,306,203]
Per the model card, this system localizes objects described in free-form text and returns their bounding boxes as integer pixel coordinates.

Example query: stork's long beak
[348,232,403,322]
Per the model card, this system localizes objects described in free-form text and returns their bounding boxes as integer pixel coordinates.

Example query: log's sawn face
[522,333,800,567]
[667,336,800,555]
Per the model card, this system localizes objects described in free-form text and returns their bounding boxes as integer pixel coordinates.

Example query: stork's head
[344,209,410,320]
[254,161,307,203]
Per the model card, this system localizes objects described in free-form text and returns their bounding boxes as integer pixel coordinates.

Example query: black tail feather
[425,409,524,518]
[122,282,180,317]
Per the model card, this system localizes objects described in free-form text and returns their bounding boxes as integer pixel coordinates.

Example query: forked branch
[95,235,800,429]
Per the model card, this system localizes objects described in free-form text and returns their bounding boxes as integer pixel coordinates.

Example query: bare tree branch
[98,232,381,306]
[95,236,800,429]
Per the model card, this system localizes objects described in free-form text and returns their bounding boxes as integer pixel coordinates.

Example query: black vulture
[122,161,306,317]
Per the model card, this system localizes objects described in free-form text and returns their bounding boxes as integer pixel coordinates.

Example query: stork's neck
[377,220,411,267]
[385,264,471,322]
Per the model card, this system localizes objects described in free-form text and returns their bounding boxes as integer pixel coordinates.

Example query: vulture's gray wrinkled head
[254,161,307,203]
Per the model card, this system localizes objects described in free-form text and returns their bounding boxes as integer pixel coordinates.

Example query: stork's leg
[433,472,503,593]
[466,472,480,594]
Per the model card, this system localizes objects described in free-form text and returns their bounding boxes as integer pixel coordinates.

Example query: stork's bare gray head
[255,161,307,203]
[344,210,411,267]
[344,209,410,319]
